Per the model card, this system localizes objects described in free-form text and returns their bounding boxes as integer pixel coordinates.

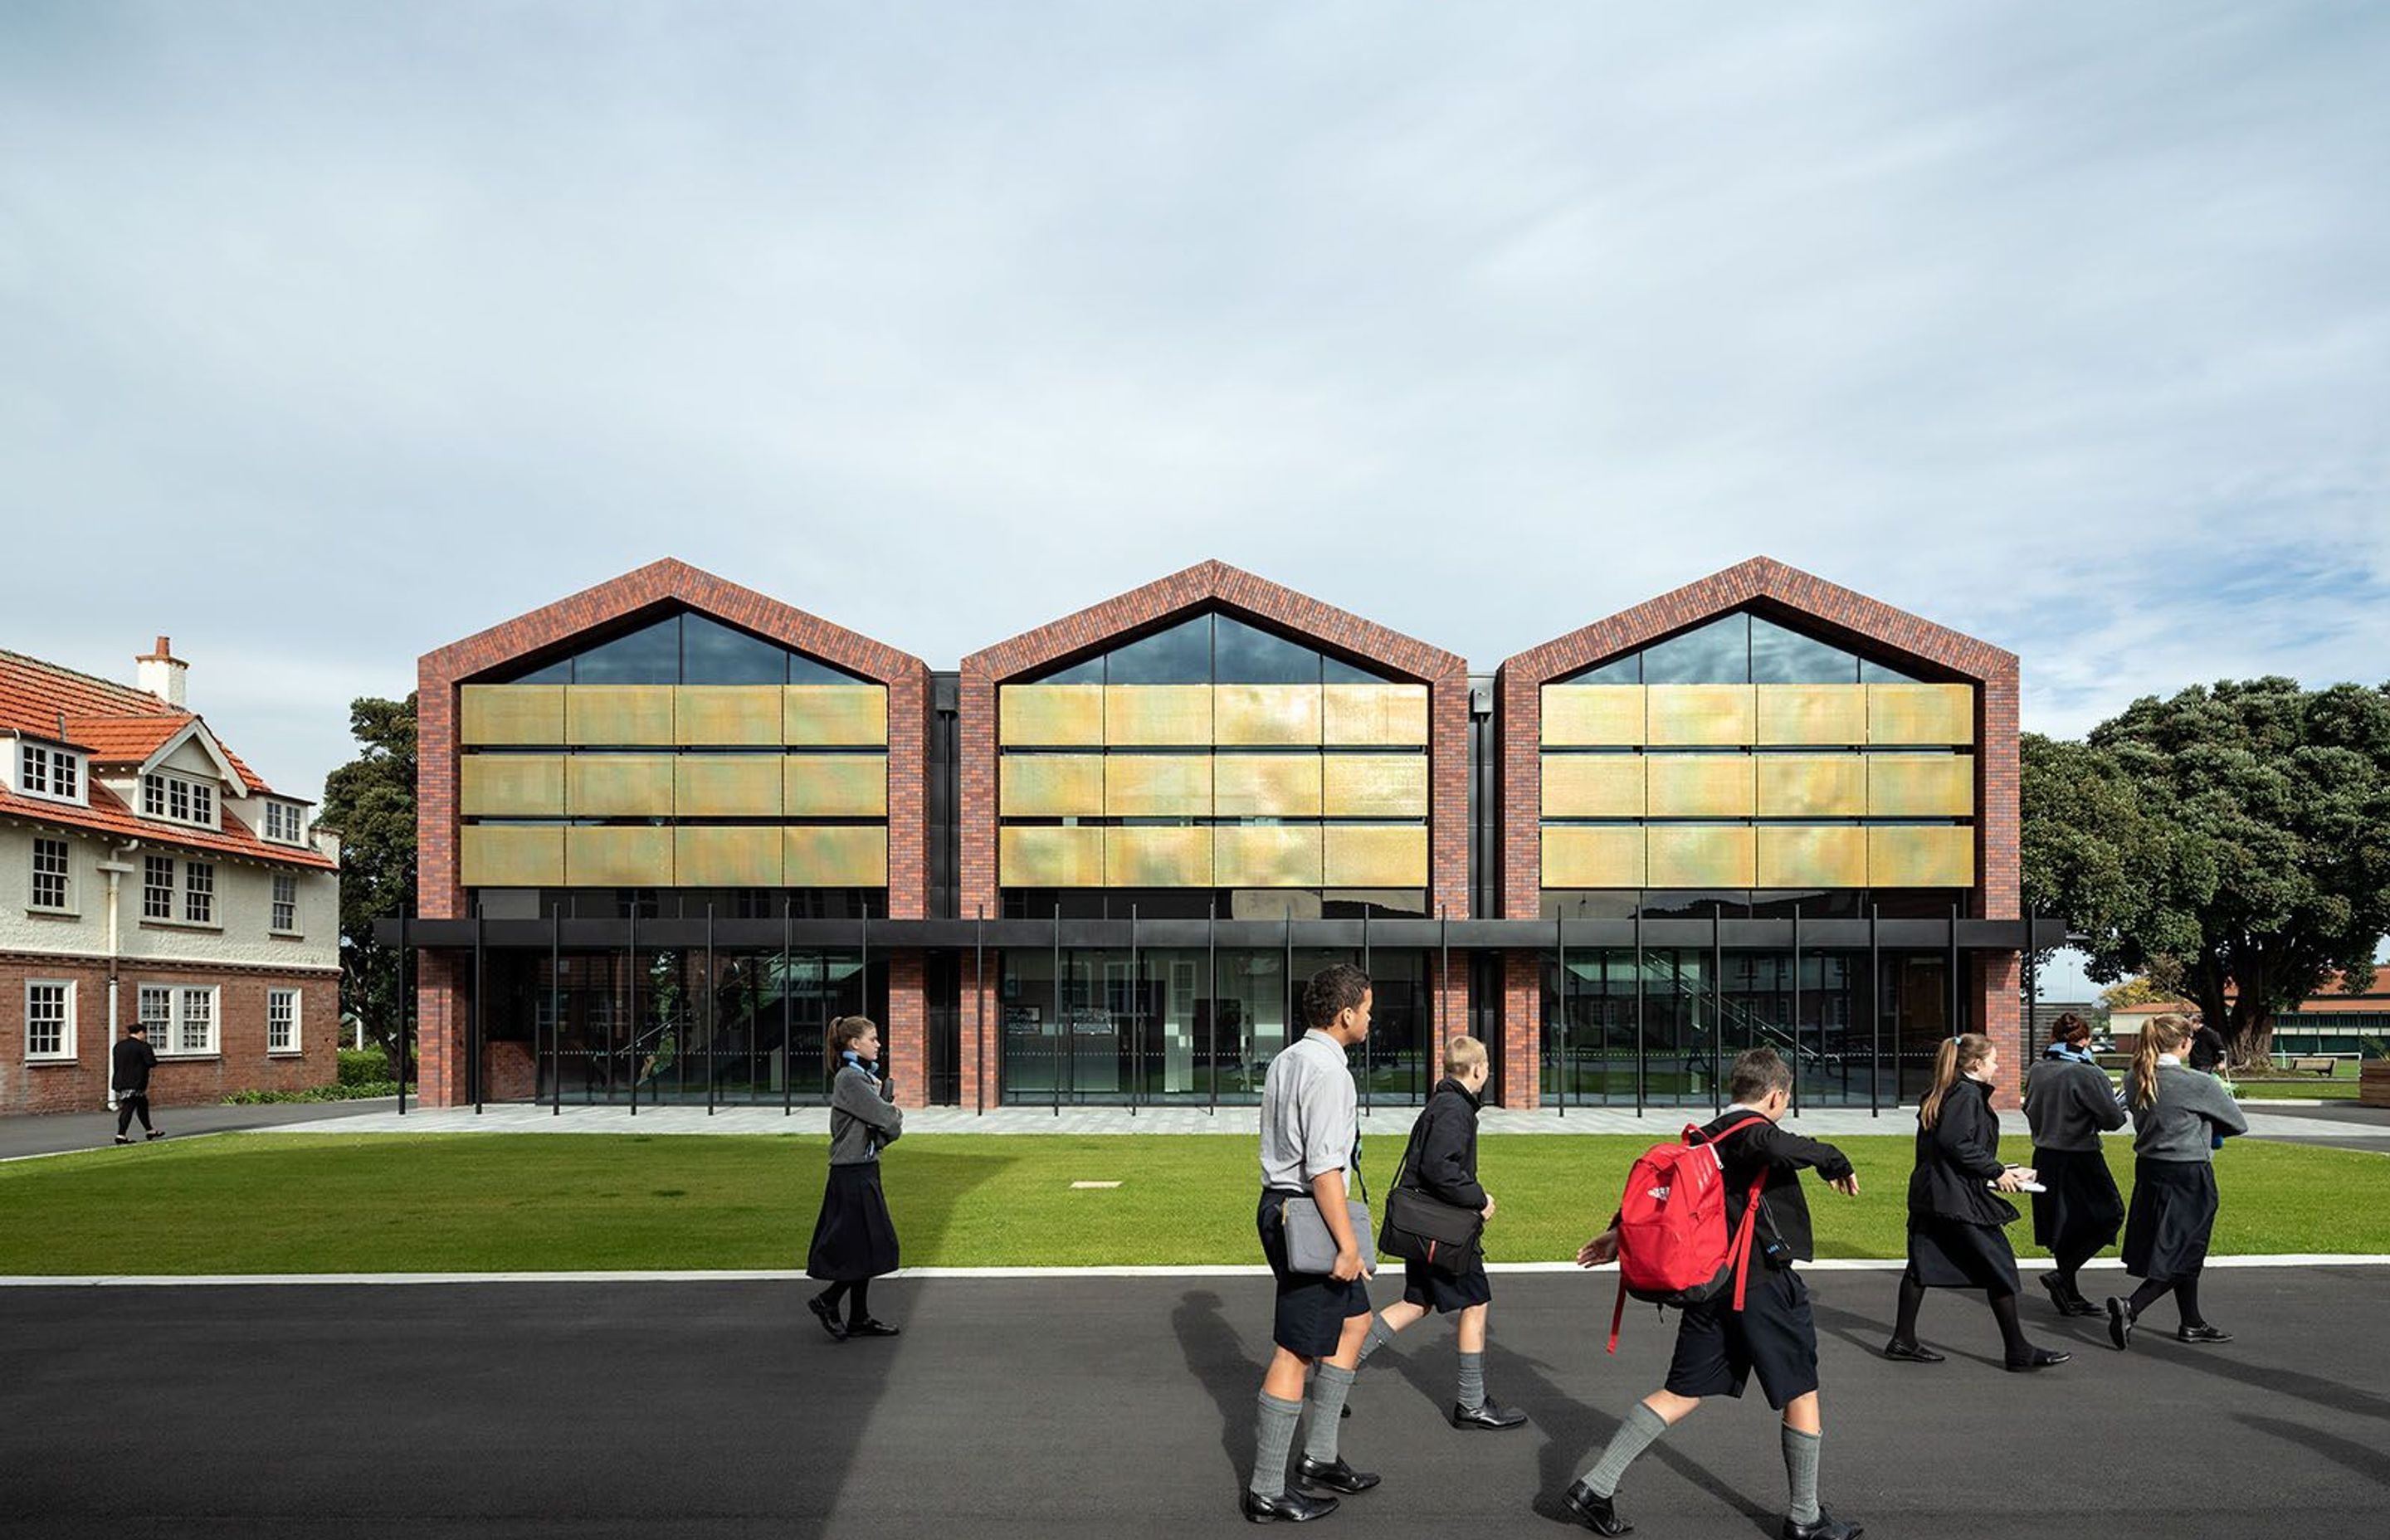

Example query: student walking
[1563,1048,1864,1540]
[1351,1035,1526,1430]
[2107,1013,2246,1350]
[110,1022,162,1144]
[2022,1013,2127,1317]
[1885,1033,2071,1372]
[805,1016,904,1343]
[1244,962,1378,1524]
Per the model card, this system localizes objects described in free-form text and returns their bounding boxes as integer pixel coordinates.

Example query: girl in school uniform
[2107,1013,2247,1349]
[806,1016,905,1342]
[2023,1011,2128,1317]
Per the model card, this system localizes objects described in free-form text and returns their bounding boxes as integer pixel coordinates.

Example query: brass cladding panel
[786,825,890,887]
[1867,683,1975,746]
[1323,825,1429,888]
[1542,755,1646,819]
[1755,754,1868,818]
[460,754,565,817]
[675,826,784,888]
[1322,755,1429,819]
[1322,684,1429,746]
[1755,685,1869,746]
[1000,755,1105,818]
[1212,825,1324,887]
[1646,685,1757,746]
[784,754,889,818]
[459,685,565,746]
[1867,825,1975,888]
[675,756,783,819]
[565,826,675,887]
[1213,685,1323,747]
[1866,754,1975,816]
[567,755,676,817]
[1541,686,1646,747]
[1105,685,1213,747]
[784,685,889,748]
[459,825,565,888]
[1645,826,1758,889]
[1756,825,1870,889]
[1540,826,1646,888]
[1000,826,1105,887]
[1645,754,1757,818]
[1105,826,1214,887]
[999,685,1104,748]
[565,685,677,746]
[1105,754,1214,817]
[1213,754,1322,817]
[674,686,786,746]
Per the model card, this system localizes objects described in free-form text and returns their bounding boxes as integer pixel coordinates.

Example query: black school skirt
[1905,1214,2022,1292]
[2030,1146,2125,1256]
[2121,1157,2217,1284]
[807,1162,900,1281]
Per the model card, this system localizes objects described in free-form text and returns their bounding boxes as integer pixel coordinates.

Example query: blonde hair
[2129,1013,2192,1109]
[1442,1035,1487,1077]
[1919,1033,1994,1129]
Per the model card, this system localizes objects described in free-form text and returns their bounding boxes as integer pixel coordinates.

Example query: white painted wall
[1,822,339,972]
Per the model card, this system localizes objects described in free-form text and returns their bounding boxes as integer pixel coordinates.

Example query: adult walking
[1884,1033,2071,1372]
[806,1016,904,1343]
[2022,1012,2126,1318]
[1243,962,1378,1524]
[2107,1012,2246,1350]
[1351,1035,1525,1430]
[110,1021,162,1144]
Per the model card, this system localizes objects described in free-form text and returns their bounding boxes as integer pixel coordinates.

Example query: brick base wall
[1978,951,2024,1111]
[1499,951,1540,1109]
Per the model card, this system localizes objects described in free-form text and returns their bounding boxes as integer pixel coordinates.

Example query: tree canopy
[315,694,417,1069]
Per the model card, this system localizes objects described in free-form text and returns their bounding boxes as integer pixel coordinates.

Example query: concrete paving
[0,1096,400,1162]
[3,1265,2383,1538]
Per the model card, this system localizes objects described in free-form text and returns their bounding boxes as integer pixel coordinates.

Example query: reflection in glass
[1749,615,1858,685]
[571,615,684,685]
[1568,655,1641,685]
[487,606,863,685]
[1215,613,1319,684]
[1103,615,1214,684]
[682,612,790,685]
[1558,608,1921,686]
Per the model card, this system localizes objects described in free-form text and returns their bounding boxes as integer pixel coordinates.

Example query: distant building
[2106,977,2388,1056]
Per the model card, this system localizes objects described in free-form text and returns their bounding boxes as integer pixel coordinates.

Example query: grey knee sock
[1782,1425,1822,1525]
[1579,1401,1670,1496]
[1354,1312,1398,1367]
[1251,1391,1303,1499]
[1303,1364,1358,1462]
[1456,1350,1485,1411]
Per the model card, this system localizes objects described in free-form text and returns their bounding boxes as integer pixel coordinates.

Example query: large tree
[315,694,417,1069]
[2022,678,2390,1066]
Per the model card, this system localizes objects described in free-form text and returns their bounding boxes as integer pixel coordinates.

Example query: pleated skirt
[2029,1146,2126,1256]
[2121,1157,2217,1284]
[807,1162,900,1281]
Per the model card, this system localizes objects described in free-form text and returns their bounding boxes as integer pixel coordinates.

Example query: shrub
[222,1081,402,1105]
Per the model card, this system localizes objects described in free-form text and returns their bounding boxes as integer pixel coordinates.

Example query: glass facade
[1561,610,1921,685]
[499,611,868,685]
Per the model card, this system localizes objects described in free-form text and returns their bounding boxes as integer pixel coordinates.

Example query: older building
[2,640,342,1114]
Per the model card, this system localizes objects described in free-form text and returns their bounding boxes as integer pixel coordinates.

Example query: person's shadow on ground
[1171,1288,1265,1493]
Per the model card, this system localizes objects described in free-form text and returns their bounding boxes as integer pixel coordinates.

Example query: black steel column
[781,898,793,1117]
[1207,898,1218,1117]
[1869,902,1881,1117]
[1052,904,1061,1118]
[1359,907,1371,1118]
[1129,904,1139,1119]
[397,917,409,1117]
[1632,911,1645,1118]
[1949,901,1963,1045]
[1710,909,1724,1118]
[1791,906,1802,1118]
[550,909,562,1117]
[1555,914,1566,1119]
[626,909,637,1118]
[974,905,986,1117]
[705,904,716,1116]
[471,915,485,1115]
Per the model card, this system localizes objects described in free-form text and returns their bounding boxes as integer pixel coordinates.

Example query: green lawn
[2231,1059,2363,1099]
[3,1132,2384,1276]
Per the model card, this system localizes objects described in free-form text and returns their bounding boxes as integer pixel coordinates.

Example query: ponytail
[1919,1032,1992,1128]
[2129,1013,2192,1109]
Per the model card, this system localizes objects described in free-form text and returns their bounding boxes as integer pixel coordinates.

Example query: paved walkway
[0,1096,399,1162]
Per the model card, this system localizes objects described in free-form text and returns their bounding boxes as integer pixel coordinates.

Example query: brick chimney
[136,636,188,707]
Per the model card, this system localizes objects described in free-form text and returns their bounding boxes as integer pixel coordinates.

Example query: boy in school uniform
[1564,1048,1864,1540]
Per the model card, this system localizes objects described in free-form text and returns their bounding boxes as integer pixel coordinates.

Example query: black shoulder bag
[1378,1114,1485,1275]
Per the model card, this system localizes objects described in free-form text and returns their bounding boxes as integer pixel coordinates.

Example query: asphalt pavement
[3,1265,2383,1538]
[0,1096,400,1162]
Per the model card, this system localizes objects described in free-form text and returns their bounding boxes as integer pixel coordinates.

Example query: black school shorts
[1257,1190,1373,1357]
[1663,1265,1819,1410]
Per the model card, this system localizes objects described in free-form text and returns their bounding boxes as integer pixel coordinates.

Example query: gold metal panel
[1646,826,1757,889]
[1542,755,1644,818]
[1105,755,1213,818]
[1541,686,1646,747]
[785,685,889,747]
[785,754,888,818]
[786,825,890,887]
[1755,685,1869,746]
[1867,683,1975,746]
[460,685,565,746]
[674,686,785,746]
[1214,754,1322,817]
[566,755,676,817]
[675,826,784,887]
[1105,826,1212,887]
[1645,754,1755,817]
[676,756,783,818]
[1323,825,1428,888]
[565,685,676,746]
[1540,826,1645,888]
[998,685,1103,748]
[1866,754,1975,816]
[1323,685,1428,746]
[1213,684,1321,747]
[999,755,1105,818]
[999,826,1105,887]
[564,826,675,887]
[459,825,564,887]
[1104,685,1212,747]
[460,754,565,817]
[1646,685,1756,746]
[1867,826,1975,888]
[1323,755,1429,819]
[1755,754,1867,818]
[1757,826,1869,889]
[1213,825,1324,887]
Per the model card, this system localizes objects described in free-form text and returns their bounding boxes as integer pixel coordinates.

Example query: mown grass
[3,1132,2384,1275]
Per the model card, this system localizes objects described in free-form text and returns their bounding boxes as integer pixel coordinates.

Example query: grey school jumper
[2131,1064,2246,1161]
[828,1065,903,1165]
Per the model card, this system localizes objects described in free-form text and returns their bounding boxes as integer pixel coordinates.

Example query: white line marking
[1069,1181,1123,1189]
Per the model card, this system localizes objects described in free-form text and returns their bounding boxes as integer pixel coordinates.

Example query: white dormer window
[262,800,306,844]
[142,771,217,829]
[17,743,85,804]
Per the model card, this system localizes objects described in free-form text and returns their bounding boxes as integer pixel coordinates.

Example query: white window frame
[183,860,216,925]
[17,743,85,806]
[142,855,176,920]
[29,836,73,913]
[141,771,217,830]
[138,984,174,1045]
[266,988,301,1055]
[24,980,77,1062]
[144,983,220,1057]
[262,801,306,844]
[270,871,300,934]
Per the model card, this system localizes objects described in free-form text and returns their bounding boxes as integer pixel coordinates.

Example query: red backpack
[1606,1116,1771,1353]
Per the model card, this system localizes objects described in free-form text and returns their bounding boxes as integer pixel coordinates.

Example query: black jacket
[1397,1078,1487,1210]
[111,1036,158,1094]
[1906,1079,2017,1226]
[2188,1027,2227,1074]
[1695,1109,1854,1265]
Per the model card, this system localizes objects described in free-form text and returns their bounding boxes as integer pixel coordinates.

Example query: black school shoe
[2105,1297,2134,1351]
[1241,1488,1337,1523]
[2176,1323,2233,1344]
[1451,1397,1527,1430]
[1781,1508,1863,1540]
[1880,1339,1945,1363]
[114,1136,134,1145]
[806,1294,847,1343]
[846,1317,901,1338]
[1561,1479,1632,1535]
[2004,1347,2072,1372]
[1293,1455,1379,1494]
[2039,1272,2100,1317]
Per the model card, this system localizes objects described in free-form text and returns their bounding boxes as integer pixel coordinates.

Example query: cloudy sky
[6,0,2386,841]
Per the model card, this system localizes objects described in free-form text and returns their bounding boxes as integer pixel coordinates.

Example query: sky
[4,3,2387,998]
